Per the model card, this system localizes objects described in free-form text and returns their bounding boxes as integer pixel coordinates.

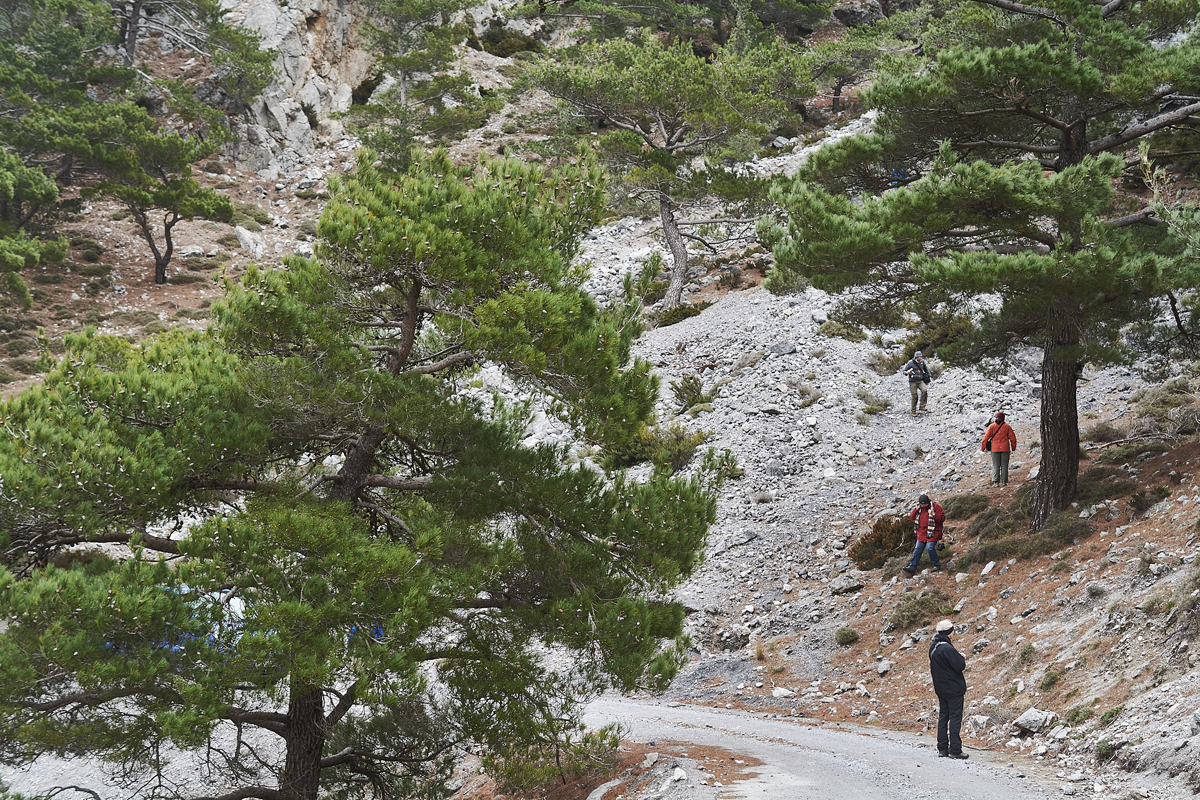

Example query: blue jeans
[907,540,940,571]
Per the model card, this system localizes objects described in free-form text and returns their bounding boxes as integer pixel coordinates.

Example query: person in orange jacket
[981,411,1017,485]
[903,494,945,576]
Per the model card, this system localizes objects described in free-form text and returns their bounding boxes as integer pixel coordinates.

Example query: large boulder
[830,575,864,595]
[1012,707,1057,735]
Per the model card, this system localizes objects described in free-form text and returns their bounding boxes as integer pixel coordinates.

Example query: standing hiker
[903,351,932,416]
[930,619,969,759]
[981,411,1017,485]
[903,494,944,576]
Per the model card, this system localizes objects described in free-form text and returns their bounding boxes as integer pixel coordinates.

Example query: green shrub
[601,422,708,472]
[848,516,913,570]
[888,587,954,630]
[71,262,113,278]
[958,510,1092,569]
[141,320,169,335]
[1128,377,1200,436]
[1066,705,1095,725]
[835,627,860,646]
[1016,643,1035,666]
[1094,739,1121,761]
[670,373,715,413]
[0,367,17,385]
[294,189,328,200]
[1082,420,1125,442]
[1074,466,1137,506]
[233,201,272,226]
[1129,486,1171,515]
[1040,670,1059,691]
[111,310,160,327]
[657,301,711,327]
[1098,440,1170,465]
[216,233,242,249]
[856,388,892,414]
[169,273,209,285]
[942,493,989,520]
[183,256,215,272]
[718,268,744,290]
[1099,706,1123,727]
[49,549,117,571]
[817,320,867,342]
[298,219,319,237]
[867,349,908,376]
[5,336,34,357]
[630,252,669,305]
[793,382,822,408]
[475,26,543,58]
[32,270,65,284]
[484,723,619,793]
[9,357,43,375]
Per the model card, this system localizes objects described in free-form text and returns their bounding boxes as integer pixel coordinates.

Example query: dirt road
[584,696,1059,799]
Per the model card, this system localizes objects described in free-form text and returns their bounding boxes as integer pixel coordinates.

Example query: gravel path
[584,695,1060,799]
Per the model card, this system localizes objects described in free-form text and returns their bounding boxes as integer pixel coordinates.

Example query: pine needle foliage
[0,150,729,800]
[758,0,1200,529]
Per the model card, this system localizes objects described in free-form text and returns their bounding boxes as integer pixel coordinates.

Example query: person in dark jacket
[902,351,932,416]
[929,619,969,759]
[902,494,944,576]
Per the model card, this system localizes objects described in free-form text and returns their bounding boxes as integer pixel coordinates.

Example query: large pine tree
[529,32,808,308]
[759,0,1200,528]
[0,151,725,800]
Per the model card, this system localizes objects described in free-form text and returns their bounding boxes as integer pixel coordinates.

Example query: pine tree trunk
[660,193,690,309]
[327,425,387,501]
[281,683,326,800]
[122,0,142,68]
[1031,303,1080,530]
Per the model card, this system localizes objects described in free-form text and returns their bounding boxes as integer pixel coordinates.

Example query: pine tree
[529,31,808,308]
[345,0,497,172]
[78,102,234,284]
[108,0,274,110]
[758,0,1200,528]
[0,151,726,800]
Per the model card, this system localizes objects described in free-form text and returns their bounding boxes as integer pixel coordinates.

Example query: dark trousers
[937,693,964,755]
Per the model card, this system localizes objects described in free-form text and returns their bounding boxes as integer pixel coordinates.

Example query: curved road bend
[584,696,1057,800]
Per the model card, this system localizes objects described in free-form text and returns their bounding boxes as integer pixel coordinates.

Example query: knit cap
[936,619,954,632]
[919,494,931,505]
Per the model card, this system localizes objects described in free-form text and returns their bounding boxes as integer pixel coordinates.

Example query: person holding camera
[902,494,945,576]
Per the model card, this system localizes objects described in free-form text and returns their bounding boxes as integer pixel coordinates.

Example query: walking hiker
[981,411,1017,485]
[930,619,969,759]
[902,494,944,576]
[903,351,932,416]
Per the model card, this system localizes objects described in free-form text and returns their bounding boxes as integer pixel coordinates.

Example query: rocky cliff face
[218,0,563,178]
[221,0,372,177]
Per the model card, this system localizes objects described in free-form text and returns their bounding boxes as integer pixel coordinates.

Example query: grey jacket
[903,357,931,384]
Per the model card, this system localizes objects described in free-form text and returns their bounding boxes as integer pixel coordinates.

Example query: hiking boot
[931,566,942,572]
[947,752,969,760]
[902,566,915,576]
[937,751,949,758]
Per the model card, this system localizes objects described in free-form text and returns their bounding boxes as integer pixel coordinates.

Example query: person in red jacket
[981,411,1018,486]
[903,494,945,576]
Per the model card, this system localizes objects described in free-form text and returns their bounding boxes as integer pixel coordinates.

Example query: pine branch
[1089,100,1200,154]
[972,0,1071,28]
